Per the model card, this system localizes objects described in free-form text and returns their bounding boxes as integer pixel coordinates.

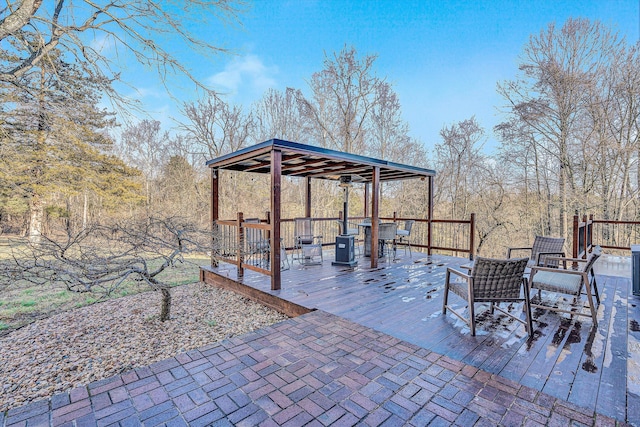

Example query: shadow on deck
[202,251,640,425]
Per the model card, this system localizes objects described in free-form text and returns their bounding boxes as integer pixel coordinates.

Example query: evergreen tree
[0,48,143,240]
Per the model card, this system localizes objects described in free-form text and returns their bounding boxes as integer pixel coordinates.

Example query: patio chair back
[471,257,529,301]
[295,218,314,245]
[378,223,398,241]
[531,236,565,267]
[401,220,414,234]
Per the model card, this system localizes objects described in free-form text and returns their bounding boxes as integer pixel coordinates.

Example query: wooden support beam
[271,149,282,290]
[211,168,219,267]
[364,183,370,218]
[305,176,312,218]
[428,175,433,256]
[371,166,380,268]
[237,212,244,278]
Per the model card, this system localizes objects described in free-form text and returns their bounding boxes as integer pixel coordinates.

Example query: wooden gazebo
[207,139,436,291]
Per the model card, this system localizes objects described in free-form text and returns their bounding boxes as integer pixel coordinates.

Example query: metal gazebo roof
[206,139,435,181]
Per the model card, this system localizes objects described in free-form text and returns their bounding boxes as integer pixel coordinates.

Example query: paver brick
[227,403,262,424]
[108,386,129,403]
[51,392,71,410]
[132,393,154,412]
[142,407,180,426]
[341,398,368,419]
[182,402,219,422]
[120,369,139,385]
[52,399,91,418]
[188,408,224,427]
[316,404,347,426]
[127,378,161,396]
[95,406,136,427]
[173,393,196,413]
[363,407,393,426]
[236,408,269,427]
[148,386,170,404]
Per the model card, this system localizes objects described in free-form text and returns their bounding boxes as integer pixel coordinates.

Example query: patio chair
[528,249,601,325]
[395,220,414,257]
[443,256,532,337]
[507,235,565,268]
[294,217,323,266]
[378,223,398,262]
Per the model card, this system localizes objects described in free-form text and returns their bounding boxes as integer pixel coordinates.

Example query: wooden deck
[201,251,640,425]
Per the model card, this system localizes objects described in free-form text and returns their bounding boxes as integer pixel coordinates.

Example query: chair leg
[523,291,533,337]
[584,281,598,326]
[469,301,476,336]
[591,275,600,305]
[443,271,450,314]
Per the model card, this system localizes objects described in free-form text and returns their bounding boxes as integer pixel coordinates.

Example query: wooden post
[265,211,271,241]
[582,214,588,258]
[469,213,475,261]
[211,168,219,267]
[364,183,370,218]
[427,175,433,256]
[371,167,380,268]
[271,149,282,290]
[237,212,244,278]
[572,211,579,259]
[305,176,312,218]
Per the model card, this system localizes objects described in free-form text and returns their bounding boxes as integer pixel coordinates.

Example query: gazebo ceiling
[206,139,436,182]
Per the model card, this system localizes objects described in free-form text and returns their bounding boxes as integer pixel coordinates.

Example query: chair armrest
[535,251,566,267]
[507,247,532,258]
[446,267,471,281]
[546,256,586,263]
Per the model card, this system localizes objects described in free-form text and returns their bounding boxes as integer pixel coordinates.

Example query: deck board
[202,252,640,425]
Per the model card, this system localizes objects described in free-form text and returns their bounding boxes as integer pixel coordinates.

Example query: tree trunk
[83,190,88,230]
[160,287,171,321]
[28,195,43,243]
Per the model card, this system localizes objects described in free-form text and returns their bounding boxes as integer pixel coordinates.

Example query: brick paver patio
[1,310,629,426]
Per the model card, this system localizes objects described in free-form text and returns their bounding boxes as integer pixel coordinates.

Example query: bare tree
[119,119,170,217]
[0,217,212,321]
[496,18,621,236]
[0,0,246,110]
[179,93,254,161]
[434,117,485,220]
[299,46,382,154]
[252,87,310,143]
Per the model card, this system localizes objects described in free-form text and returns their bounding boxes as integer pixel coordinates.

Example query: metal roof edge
[206,139,436,177]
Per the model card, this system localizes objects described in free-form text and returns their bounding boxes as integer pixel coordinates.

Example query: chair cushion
[531,270,582,295]
[396,230,410,237]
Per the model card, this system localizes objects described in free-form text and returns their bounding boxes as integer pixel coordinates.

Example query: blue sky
[125,0,640,152]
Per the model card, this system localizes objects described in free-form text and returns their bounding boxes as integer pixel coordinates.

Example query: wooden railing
[213,212,476,274]
[573,213,640,257]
